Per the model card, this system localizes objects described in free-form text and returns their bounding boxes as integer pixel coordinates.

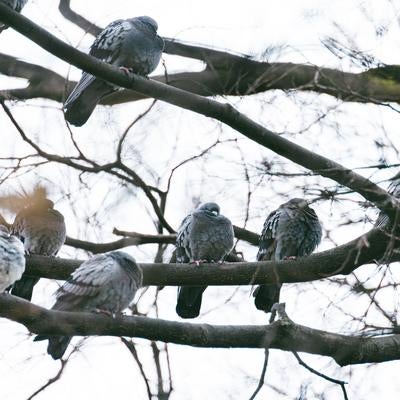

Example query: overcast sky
[1,1,400,399]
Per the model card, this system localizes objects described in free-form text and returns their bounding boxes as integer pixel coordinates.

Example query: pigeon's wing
[376,177,400,228]
[0,233,25,292]
[298,207,322,256]
[254,209,282,312]
[53,254,119,311]
[257,209,280,261]
[64,19,131,109]
[176,214,192,263]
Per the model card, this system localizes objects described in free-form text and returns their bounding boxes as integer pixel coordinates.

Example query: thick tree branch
[1,294,399,367]
[24,228,400,286]
[0,5,398,219]
[56,0,400,106]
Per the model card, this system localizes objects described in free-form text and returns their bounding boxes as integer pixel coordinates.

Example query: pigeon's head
[197,202,220,217]
[137,16,159,33]
[286,198,309,210]
[110,251,137,265]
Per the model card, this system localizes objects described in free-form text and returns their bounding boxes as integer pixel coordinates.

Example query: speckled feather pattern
[254,198,322,313]
[12,205,66,256]
[10,199,66,300]
[257,199,322,262]
[375,175,400,228]
[64,16,164,126]
[0,226,25,292]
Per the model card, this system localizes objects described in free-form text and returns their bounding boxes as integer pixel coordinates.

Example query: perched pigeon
[0,225,25,292]
[34,251,142,360]
[0,0,28,33]
[254,198,322,313]
[64,16,164,126]
[11,197,66,300]
[375,173,400,229]
[175,202,234,319]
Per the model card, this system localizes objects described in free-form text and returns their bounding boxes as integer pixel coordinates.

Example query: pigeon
[254,198,322,313]
[175,202,234,319]
[0,225,25,292]
[34,251,143,360]
[375,173,400,229]
[10,197,66,300]
[0,0,28,33]
[64,16,164,127]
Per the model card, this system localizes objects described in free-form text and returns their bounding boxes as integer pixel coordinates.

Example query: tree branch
[1,293,400,367]
[23,228,400,286]
[0,5,396,220]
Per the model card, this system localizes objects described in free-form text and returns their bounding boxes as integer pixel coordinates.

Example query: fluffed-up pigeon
[175,202,234,319]
[254,198,322,313]
[11,197,66,300]
[34,251,143,360]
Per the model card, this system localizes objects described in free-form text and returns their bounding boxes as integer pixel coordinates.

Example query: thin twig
[249,349,269,400]
[292,351,349,400]
[121,338,153,400]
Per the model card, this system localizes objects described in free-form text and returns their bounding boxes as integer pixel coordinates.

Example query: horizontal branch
[24,228,399,286]
[0,5,398,220]
[0,293,399,366]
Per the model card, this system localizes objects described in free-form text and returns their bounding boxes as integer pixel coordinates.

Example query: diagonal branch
[0,4,397,219]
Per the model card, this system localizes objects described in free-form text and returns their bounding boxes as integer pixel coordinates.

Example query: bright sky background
[1,0,400,399]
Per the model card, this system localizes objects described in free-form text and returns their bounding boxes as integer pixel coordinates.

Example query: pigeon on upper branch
[64,16,164,126]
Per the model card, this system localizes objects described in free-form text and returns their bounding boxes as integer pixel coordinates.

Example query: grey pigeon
[175,202,234,319]
[0,225,25,292]
[11,197,66,300]
[254,198,322,313]
[375,172,400,229]
[64,16,164,126]
[0,0,28,33]
[34,251,142,360]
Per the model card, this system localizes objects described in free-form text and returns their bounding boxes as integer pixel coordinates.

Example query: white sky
[1,0,400,399]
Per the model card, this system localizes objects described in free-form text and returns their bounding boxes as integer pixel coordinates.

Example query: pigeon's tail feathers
[34,335,72,360]
[253,284,281,313]
[11,276,39,301]
[176,286,206,319]
[64,75,114,127]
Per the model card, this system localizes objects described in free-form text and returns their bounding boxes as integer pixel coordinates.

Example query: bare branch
[23,228,400,286]
[0,5,396,219]
[1,294,400,367]
[248,349,269,400]
[292,351,349,400]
